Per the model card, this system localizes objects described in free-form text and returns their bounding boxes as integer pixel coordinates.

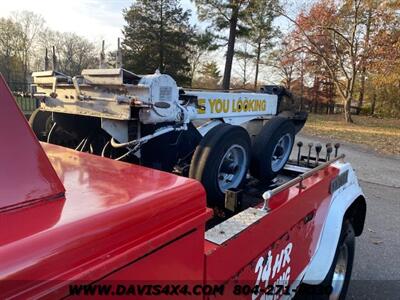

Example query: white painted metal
[196,120,223,136]
[302,161,364,284]
[32,68,281,148]
[81,68,139,85]
[32,69,279,124]
[101,119,129,143]
[185,90,278,118]
[137,71,190,124]
[223,115,260,126]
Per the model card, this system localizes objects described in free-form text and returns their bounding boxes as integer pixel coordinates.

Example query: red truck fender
[302,162,366,284]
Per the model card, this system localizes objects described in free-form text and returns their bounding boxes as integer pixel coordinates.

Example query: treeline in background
[0,0,399,121]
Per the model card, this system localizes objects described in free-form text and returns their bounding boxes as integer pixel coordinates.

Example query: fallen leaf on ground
[303,114,400,156]
[371,240,383,245]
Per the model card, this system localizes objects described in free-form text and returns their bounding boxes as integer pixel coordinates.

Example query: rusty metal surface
[31,68,152,120]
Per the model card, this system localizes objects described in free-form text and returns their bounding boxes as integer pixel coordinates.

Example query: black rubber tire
[295,220,355,300]
[250,117,295,182]
[29,109,53,141]
[189,124,251,207]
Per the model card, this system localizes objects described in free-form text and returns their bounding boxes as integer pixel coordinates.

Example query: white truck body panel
[303,162,364,284]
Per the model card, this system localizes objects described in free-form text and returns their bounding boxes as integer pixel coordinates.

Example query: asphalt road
[295,133,400,300]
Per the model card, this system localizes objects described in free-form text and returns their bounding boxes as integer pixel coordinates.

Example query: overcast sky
[0,0,197,49]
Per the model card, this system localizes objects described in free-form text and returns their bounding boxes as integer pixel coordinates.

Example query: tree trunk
[344,96,353,123]
[370,91,376,115]
[4,55,11,83]
[254,42,261,89]
[358,8,372,113]
[23,61,28,92]
[242,57,247,87]
[313,75,319,113]
[159,1,164,72]
[358,64,366,114]
[286,69,292,90]
[222,7,239,90]
[299,59,304,111]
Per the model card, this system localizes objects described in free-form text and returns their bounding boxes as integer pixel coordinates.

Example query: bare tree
[268,39,298,90]
[188,29,218,87]
[357,0,375,112]
[57,33,98,75]
[246,0,280,88]
[33,29,98,75]
[0,18,23,83]
[12,11,44,86]
[235,40,255,88]
[279,0,364,122]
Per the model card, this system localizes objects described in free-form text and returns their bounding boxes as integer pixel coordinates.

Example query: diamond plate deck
[205,207,267,245]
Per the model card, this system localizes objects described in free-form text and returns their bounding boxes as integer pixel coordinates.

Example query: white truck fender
[302,161,365,284]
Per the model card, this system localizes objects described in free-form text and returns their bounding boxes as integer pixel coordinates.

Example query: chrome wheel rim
[217,144,247,192]
[271,133,293,172]
[330,244,349,300]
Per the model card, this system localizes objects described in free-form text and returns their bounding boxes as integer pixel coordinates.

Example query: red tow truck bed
[0,144,340,299]
[1,75,210,298]
[1,143,210,298]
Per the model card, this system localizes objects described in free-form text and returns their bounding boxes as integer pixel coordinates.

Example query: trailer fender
[302,162,366,284]
[196,119,223,136]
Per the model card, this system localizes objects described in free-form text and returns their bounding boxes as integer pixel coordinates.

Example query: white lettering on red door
[252,242,293,300]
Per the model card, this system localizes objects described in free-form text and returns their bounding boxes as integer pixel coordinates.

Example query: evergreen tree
[188,29,219,87]
[193,61,221,89]
[246,0,280,88]
[195,0,253,89]
[200,61,221,82]
[122,0,193,85]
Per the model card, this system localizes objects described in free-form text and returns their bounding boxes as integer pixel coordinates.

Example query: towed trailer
[0,75,366,299]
